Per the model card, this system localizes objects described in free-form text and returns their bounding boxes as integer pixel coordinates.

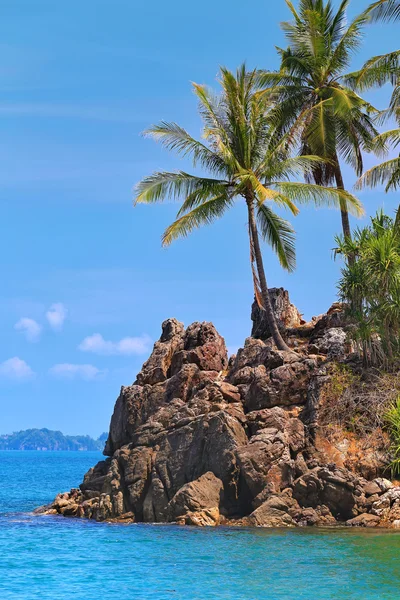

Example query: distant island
[0,428,107,451]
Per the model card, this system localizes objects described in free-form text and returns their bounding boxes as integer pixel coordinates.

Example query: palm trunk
[246,198,291,352]
[333,158,352,240]
[333,156,355,267]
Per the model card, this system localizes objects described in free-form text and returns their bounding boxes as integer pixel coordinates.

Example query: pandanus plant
[336,209,400,366]
[135,66,363,351]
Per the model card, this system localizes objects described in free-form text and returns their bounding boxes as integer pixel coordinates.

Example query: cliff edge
[37,290,400,528]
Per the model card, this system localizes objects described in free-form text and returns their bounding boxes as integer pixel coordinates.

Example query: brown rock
[180,507,220,527]
[170,322,228,375]
[248,494,297,527]
[137,318,184,385]
[293,466,357,520]
[217,382,241,403]
[346,513,380,527]
[38,306,396,530]
[251,289,302,341]
[167,472,223,523]
[364,481,382,497]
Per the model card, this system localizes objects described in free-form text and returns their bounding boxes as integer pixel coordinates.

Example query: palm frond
[260,155,332,180]
[356,158,400,192]
[256,203,297,272]
[273,181,364,216]
[344,51,400,91]
[242,171,300,215]
[375,128,400,148]
[162,195,233,246]
[134,171,227,204]
[144,122,228,175]
[366,0,400,22]
[327,10,370,75]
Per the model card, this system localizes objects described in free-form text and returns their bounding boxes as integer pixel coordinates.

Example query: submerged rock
[38,292,400,528]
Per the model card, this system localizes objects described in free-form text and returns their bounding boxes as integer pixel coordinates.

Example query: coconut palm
[367,0,400,21]
[356,127,400,192]
[256,0,380,243]
[346,2,400,192]
[135,66,363,351]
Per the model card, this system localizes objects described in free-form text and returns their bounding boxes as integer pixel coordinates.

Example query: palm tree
[346,2,400,192]
[356,128,400,192]
[367,0,400,21]
[135,66,362,351]
[256,0,380,243]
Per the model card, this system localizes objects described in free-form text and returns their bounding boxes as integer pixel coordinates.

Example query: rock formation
[37,294,400,528]
[251,288,303,340]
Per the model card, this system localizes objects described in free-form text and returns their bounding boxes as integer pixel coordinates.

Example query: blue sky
[0,0,398,437]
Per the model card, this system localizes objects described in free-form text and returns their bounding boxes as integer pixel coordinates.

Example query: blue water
[1,452,400,599]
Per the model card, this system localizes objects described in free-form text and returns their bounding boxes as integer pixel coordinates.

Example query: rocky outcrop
[37,293,400,528]
[251,288,303,340]
[166,472,223,526]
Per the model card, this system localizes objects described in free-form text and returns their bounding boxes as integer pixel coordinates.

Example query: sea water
[1,451,400,599]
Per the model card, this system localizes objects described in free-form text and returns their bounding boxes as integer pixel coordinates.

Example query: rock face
[251,288,302,340]
[38,293,400,528]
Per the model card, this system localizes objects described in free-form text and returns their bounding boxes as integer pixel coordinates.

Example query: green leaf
[256,203,297,272]
[134,171,228,205]
[162,195,233,246]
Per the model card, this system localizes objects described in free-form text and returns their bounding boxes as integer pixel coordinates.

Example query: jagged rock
[170,322,228,375]
[374,478,394,493]
[247,492,299,526]
[346,513,380,527]
[310,303,348,337]
[248,505,295,527]
[293,466,358,520]
[167,472,223,525]
[238,357,318,412]
[295,507,318,526]
[230,338,283,376]
[371,495,391,516]
[216,382,241,403]
[38,294,400,528]
[251,288,302,340]
[364,480,383,497]
[137,318,184,386]
[309,328,347,358]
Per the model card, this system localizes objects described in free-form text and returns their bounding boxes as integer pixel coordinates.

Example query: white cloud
[46,303,67,331]
[78,333,152,356]
[49,363,103,381]
[14,317,42,342]
[0,357,35,380]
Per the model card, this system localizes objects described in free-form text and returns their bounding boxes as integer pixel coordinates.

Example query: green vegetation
[135,66,361,351]
[318,363,400,440]
[0,429,107,451]
[135,0,399,361]
[350,3,400,193]
[367,0,400,22]
[384,395,400,476]
[336,209,400,367]
[256,0,380,242]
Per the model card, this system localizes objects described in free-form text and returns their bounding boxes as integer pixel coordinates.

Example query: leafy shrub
[319,366,400,440]
[335,208,400,368]
[384,395,400,477]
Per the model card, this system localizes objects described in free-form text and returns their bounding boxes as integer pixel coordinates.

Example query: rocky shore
[37,290,400,528]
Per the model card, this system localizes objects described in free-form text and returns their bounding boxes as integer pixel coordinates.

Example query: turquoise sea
[2,451,400,599]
